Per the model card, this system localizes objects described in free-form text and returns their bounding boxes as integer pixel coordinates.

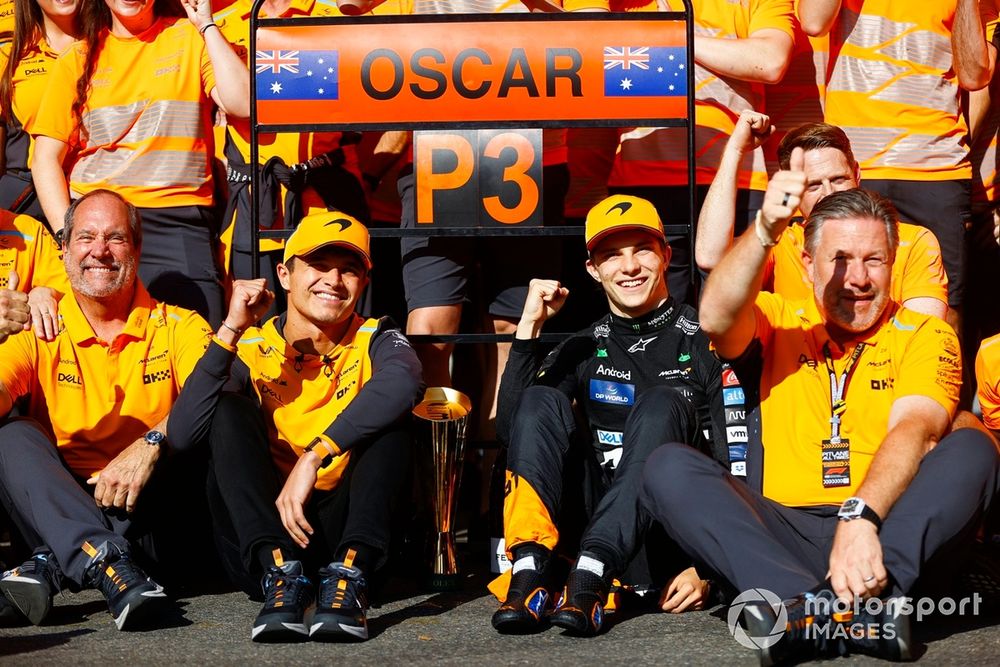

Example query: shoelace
[262,568,310,610]
[6,552,58,588]
[318,569,365,611]
[96,553,147,597]
[31,553,58,586]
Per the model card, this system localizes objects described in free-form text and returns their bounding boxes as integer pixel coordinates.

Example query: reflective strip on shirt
[73,149,207,188]
[83,100,204,147]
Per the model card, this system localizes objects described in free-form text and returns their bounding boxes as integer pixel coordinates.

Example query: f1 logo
[414,129,543,227]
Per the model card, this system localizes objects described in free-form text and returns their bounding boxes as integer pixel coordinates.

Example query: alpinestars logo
[628,336,657,353]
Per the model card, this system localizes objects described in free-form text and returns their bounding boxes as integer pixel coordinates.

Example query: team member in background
[799,0,994,332]
[759,0,827,176]
[696,114,948,320]
[978,333,1000,440]
[0,0,14,39]
[965,8,1000,354]
[170,211,423,642]
[644,177,997,662]
[0,207,68,296]
[212,0,387,319]
[30,0,250,326]
[598,0,796,305]
[0,0,80,221]
[0,190,217,630]
[491,194,738,636]
[390,1,569,403]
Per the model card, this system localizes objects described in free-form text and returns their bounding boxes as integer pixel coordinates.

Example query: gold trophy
[413,387,472,591]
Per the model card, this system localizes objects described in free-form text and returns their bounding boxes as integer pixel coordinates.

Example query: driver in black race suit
[490,195,745,636]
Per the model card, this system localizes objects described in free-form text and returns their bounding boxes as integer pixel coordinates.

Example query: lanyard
[822,342,866,444]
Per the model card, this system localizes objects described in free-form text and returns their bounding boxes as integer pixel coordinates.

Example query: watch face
[839,497,862,518]
[145,430,166,445]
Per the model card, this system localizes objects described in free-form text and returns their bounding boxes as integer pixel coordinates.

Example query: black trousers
[137,205,225,327]
[640,430,1000,600]
[0,417,212,588]
[506,385,700,584]
[206,393,411,597]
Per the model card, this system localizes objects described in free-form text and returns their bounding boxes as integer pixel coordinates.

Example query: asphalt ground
[2,567,1000,666]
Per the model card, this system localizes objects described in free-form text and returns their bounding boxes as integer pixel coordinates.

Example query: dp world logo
[727,588,787,650]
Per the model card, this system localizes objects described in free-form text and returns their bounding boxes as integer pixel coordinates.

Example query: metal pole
[249,0,267,280]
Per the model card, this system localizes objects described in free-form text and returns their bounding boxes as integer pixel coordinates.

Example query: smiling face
[586,229,670,318]
[802,216,892,339]
[36,0,80,22]
[277,245,369,329]
[63,193,139,300]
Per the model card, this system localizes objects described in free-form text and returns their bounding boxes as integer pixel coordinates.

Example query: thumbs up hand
[0,272,30,342]
[758,147,807,244]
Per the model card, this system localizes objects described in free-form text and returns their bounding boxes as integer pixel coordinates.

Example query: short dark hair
[777,123,857,170]
[63,190,142,247]
[803,189,899,259]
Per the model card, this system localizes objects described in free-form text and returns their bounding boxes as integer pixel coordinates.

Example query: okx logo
[727,588,786,650]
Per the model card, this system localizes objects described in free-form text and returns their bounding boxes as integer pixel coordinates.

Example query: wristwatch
[305,437,335,468]
[837,497,882,531]
[144,430,166,448]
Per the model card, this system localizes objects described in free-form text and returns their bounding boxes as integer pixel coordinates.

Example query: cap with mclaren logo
[584,194,665,251]
[283,211,372,269]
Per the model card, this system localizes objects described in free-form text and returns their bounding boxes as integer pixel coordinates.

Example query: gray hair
[804,189,898,259]
[63,189,142,247]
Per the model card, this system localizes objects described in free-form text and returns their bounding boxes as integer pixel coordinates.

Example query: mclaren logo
[326,218,353,232]
[607,201,632,216]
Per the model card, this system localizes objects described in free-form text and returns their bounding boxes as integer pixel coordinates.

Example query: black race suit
[496,298,744,585]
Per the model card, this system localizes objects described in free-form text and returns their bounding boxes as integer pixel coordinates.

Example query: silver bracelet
[220,321,243,336]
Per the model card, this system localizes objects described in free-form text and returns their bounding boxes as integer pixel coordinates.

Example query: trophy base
[424,572,463,592]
